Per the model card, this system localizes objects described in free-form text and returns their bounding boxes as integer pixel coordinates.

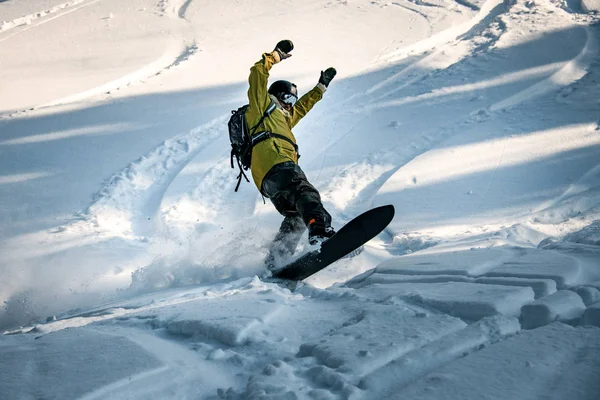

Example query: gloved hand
[274,40,293,60]
[319,67,337,87]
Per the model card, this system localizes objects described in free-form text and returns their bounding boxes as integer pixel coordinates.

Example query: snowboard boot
[308,219,336,246]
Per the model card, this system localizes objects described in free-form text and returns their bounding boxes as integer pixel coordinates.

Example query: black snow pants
[261,162,331,264]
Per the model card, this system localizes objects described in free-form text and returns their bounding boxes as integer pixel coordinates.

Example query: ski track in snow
[490,24,599,111]
[40,40,200,109]
[323,0,598,248]
[297,0,511,221]
[315,0,512,205]
[158,0,194,20]
[0,0,200,111]
[0,0,90,36]
[83,116,228,238]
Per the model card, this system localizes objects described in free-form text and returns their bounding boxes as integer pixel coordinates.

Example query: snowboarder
[245,39,337,269]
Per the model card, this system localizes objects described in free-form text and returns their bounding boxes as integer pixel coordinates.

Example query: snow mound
[520,290,587,329]
[564,220,600,246]
[582,0,600,12]
[484,248,582,288]
[349,273,475,286]
[582,302,600,327]
[357,282,534,320]
[574,286,600,306]
[475,276,557,299]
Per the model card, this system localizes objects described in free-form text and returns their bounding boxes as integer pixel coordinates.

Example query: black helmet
[268,80,298,100]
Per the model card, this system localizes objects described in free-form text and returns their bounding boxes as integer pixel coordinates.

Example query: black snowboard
[272,205,395,281]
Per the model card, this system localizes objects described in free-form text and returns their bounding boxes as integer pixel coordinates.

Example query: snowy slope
[1,0,600,398]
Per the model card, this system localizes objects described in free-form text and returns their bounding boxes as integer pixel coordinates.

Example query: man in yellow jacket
[246,39,337,269]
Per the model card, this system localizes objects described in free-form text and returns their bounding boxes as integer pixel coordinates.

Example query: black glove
[319,67,337,87]
[274,40,293,60]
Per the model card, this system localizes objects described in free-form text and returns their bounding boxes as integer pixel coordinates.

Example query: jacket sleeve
[247,51,280,116]
[290,84,326,128]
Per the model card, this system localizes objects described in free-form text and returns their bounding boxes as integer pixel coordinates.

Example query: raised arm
[247,40,294,117]
[290,67,337,128]
[290,85,325,128]
[247,52,278,115]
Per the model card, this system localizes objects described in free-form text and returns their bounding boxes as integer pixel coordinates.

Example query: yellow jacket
[246,51,325,191]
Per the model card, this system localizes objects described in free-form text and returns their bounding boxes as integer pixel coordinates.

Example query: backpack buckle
[251,131,271,146]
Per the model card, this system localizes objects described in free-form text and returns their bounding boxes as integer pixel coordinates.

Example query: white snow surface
[1,0,600,398]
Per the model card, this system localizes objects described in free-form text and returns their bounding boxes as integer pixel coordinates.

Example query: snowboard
[271,204,395,281]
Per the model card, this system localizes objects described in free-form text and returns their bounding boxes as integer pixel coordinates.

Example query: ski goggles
[279,92,298,107]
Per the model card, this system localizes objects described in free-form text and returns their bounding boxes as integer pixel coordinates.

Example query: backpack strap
[233,101,277,192]
[233,153,250,192]
[251,131,299,154]
[249,101,277,136]
[249,99,300,156]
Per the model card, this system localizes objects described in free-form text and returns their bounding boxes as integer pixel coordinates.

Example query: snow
[582,302,600,327]
[394,323,600,400]
[574,285,600,306]
[0,328,163,399]
[295,307,466,376]
[475,276,557,299]
[581,0,600,12]
[483,248,584,288]
[520,289,587,329]
[359,315,521,395]
[356,281,535,320]
[376,247,516,275]
[1,0,600,398]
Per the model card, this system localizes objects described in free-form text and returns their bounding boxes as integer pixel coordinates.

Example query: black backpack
[228,102,276,191]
